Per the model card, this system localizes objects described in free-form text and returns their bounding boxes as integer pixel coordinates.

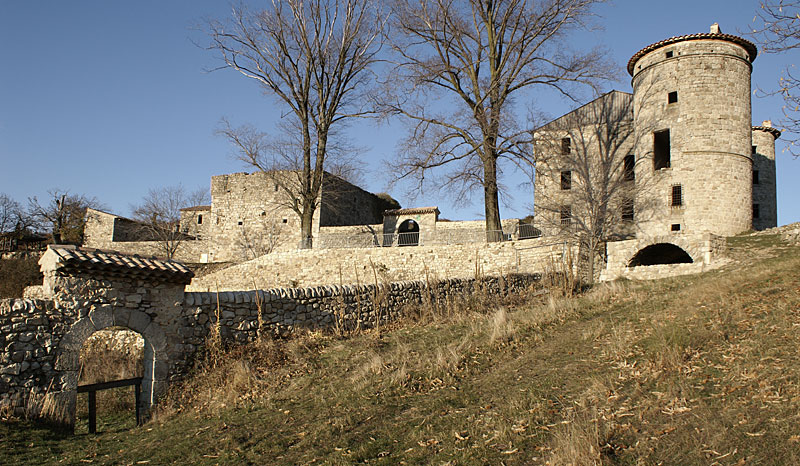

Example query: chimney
[710,23,721,34]
[762,119,773,127]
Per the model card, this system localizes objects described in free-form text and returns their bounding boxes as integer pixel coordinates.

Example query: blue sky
[1,0,797,225]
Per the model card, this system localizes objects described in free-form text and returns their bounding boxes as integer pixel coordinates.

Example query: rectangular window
[668,91,678,104]
[560,206,572,225]
[666,51,673,58]
[654,129,671,170]
[753,170,760,184]
[622,198,634,222]
[752,145,757,155]
[671,184,683,207]
[560,170,572,190]
[753,204,760,219]
[671,223,681,232]
[561,137,571,155]
[197,215,203,225]
[623,154,635,181]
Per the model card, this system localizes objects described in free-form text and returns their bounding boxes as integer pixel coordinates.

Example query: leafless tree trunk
[131,185,209,260]
[751,1,800,155]
[28,190,104,245]
[0,194,28,235]
[207,0,383,249]
[533,91,640,283]
[380,0,613,239]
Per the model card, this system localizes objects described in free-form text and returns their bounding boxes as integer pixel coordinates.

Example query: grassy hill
[2,232,800,465]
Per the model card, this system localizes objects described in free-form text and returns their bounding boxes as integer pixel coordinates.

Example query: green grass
[3,233,800,464]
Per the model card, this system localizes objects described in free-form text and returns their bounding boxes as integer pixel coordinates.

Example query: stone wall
[0,298,60,416]
[187,237,570,292]
[1,266,542,423]
[182,273,543,342]
[600,233,725,281]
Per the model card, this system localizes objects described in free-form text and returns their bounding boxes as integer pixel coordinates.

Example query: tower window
[668,91,678,104]
[560,206,572,225]
[274,184,279,192]
[753,170,760,184]
[622,198,634,221]
[753,204,760,219]
[671,224,681,232]
[561,137,571,155]
[623,154,635,181]
[282,218,288,224]
[560,170,572,190]
[752,145,757,155]
[654,130,671,170]
[665,51,673,58]
[671,184,683,207]
[197,215,203,225]
[238,221,243,226]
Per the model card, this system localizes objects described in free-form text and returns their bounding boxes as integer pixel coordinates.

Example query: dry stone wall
[187,238,568,292]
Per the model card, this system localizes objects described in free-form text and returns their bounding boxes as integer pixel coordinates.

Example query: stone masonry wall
[182,274,542,343]
[1,271,542,420]
[187,238,570,292]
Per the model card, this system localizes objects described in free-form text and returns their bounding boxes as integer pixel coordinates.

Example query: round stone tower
[751,121,781,230]
[628,23,758,237]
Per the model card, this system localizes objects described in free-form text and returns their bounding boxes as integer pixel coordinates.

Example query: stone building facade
[535,24,781,279]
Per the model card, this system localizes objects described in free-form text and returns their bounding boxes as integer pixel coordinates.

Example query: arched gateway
[22,245,193,427]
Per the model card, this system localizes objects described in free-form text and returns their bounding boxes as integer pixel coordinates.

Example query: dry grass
[5,233,800,465]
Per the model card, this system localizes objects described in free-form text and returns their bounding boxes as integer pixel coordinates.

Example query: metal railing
[311,224,547,250]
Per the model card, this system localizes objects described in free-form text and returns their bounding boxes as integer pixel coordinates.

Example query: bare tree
[380,0,614,240]
[0,194,27,234]
[533,91,643,282]
[207,0,383,248]
[131,185,210,260]
[28,190,104,244]
[751,1,800,155]
[236,217,286,260]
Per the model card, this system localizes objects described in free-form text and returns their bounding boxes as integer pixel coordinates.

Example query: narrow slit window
[560,170,572,190]
[753,170,760,185]
[671,184,683,207]
[753,204,760,219]
[560,206,572,226]
[622,198,634,222]
[654,130,671,170]
[561,137,571,155]
[668,91,678,104]
[197,215,203,225]
[274,184,279,192]
[623,154,635,181]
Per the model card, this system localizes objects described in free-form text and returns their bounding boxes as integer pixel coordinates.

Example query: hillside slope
[3,232,800,465]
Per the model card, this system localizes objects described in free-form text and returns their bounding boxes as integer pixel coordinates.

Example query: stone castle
[83,24,779,284]
[1,23,787,426]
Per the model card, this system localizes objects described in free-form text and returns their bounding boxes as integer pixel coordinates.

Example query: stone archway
[398,219,420,246]
[628,243,694,267]
[54,307,169,426]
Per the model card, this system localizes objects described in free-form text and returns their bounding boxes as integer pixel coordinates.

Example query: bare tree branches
[207,0,383,248]
[28,190,104,245]
[752,1,800,155]
[381,0,614,236]
[0,194,27,235]
[131,185,209,260]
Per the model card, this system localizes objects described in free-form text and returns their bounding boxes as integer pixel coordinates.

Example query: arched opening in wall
[77,327,144,433]
[628,243,693,267]
[397,219,420,246]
